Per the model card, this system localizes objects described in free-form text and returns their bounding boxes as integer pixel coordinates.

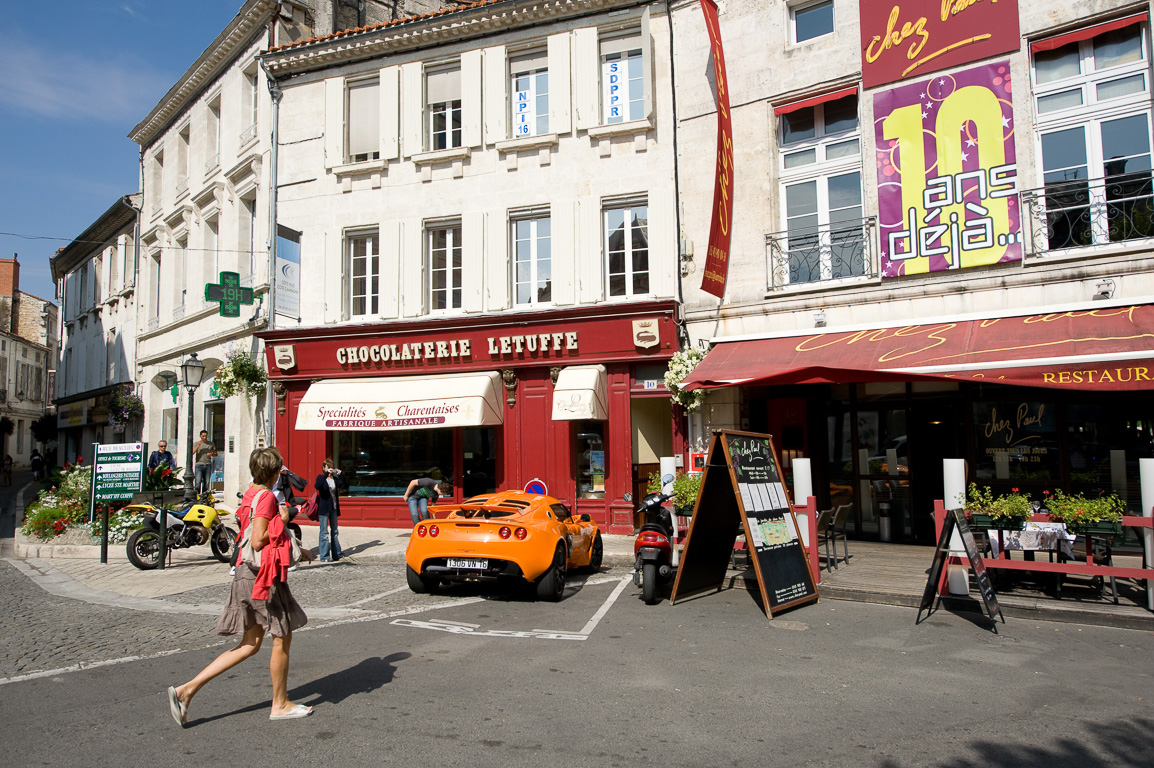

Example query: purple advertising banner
[874,61,1021,277]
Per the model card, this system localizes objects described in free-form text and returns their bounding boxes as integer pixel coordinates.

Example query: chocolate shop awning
[683,304,1154,392]
[296,371,504,431]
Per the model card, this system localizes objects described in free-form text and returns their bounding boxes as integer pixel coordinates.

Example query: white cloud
[0,35,169,123]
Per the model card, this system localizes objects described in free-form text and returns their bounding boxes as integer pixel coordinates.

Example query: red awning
[683,305,1154,392]
[1031,13,1148,53]
[774,86,858,116]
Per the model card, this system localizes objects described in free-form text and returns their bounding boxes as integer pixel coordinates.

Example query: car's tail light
[429,525,440,537]
[514,527,528,540]
[416,526,426,538]
[639,531,667,545]
[499,526,511,539]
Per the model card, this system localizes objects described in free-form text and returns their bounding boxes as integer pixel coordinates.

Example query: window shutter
[573,27,599,130]
[483,46,508,142]
[462,211,484,312]
[380,66,400,161]
[324,78,343,169]
[548,33,572,135]
[641,9,653,120]
[401,62,423,156]
[462,50,482,148]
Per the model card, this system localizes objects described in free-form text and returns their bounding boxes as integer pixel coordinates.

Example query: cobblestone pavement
[0,556,570,682]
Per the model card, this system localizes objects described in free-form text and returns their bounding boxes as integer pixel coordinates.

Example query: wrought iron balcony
[204,154,220,174]
[765,216,875,290]
[239,123,258,145]
[1019,172,1154,255]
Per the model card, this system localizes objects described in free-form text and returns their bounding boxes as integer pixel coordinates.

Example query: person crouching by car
[314,459,347,562]
[403,476,451,525]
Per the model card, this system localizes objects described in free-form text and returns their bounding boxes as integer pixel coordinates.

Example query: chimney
[0,255,19,297]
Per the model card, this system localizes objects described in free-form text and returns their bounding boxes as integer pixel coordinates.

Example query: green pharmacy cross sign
[205,271,255,317]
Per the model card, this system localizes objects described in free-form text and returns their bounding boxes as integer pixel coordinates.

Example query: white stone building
[125,0,447,492]
[50,198,139,465]
[0,257,57,467]
[257,0,683,529]
[671,0,1154,544]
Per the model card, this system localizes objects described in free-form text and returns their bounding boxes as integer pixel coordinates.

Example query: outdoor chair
[829,504,852,568]
[814,508,836,571]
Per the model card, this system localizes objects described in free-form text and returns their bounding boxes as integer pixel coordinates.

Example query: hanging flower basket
[107,388,144,433]
[664,346,708,412]
[213,350,267,399]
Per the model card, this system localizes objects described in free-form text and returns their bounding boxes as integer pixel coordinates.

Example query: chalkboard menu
[671,430,818,617]
[918,509,1002,628]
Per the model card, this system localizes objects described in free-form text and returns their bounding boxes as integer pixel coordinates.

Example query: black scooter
[630,474,677,604]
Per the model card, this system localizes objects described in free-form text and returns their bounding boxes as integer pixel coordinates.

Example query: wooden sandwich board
[917,509,1003,630]
[670,430,819,617]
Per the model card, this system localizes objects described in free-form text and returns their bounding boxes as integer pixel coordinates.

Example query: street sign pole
[91,442,147,566]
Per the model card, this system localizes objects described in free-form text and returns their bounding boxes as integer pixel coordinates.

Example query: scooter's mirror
[662,474,674,484]
[623,492,633,502]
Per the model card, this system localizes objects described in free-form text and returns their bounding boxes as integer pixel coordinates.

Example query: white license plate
[447,558,487,569]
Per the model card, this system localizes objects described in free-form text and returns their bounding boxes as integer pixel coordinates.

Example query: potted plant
[1044,489,1124,535]
[646,470,703,515]
[963,483,997,528]
[989,487,1033,530]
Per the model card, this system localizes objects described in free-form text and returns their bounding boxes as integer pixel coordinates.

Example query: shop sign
[302,400,485,430]
[57,400,89,428]
[632,319,660,349]
[874,61,1021,277]
[273,345,296,371]
[336,332,579,368]
[860,0,1021,89]
[699,0,734,300]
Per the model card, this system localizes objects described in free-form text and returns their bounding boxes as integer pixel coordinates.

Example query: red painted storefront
[258,300,682,534]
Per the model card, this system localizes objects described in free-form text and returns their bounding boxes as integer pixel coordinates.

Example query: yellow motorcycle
[125,491,237,570]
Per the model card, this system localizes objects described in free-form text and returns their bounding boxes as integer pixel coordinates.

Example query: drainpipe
[260,55,282,447]
[666,0,689,350]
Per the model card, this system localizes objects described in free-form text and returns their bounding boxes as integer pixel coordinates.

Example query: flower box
[968,513,1027,531]
[1066,519,1123,537]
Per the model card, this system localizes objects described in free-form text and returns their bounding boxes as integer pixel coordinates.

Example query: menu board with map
[671,430,818,617]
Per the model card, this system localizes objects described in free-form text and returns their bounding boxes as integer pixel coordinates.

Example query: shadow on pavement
[293,651,410,705]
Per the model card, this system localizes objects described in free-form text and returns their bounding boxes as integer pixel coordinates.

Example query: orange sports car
[404,490,604,601]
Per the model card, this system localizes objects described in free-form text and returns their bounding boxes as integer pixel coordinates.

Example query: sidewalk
[4,478,1152,630]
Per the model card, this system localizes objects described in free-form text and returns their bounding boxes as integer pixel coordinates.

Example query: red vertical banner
[699,0,733,300]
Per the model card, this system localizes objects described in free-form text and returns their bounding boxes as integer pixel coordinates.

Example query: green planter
[1066,519,1123,536]
[968,513,1027,531]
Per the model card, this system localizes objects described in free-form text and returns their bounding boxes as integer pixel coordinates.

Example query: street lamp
[180,353,205,503]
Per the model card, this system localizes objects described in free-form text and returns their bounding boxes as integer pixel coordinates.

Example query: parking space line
[578,576,631,636]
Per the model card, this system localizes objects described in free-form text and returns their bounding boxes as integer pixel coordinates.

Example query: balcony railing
[1019,172,1154,255]
[239,123,258,145]
[204,154,220,174]
[765,216,875,290]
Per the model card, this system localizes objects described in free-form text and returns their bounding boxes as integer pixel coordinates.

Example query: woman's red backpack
[301,493,320,522]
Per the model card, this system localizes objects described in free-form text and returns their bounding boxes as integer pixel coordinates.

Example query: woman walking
[167,447,314,726]
[314,458,347,561]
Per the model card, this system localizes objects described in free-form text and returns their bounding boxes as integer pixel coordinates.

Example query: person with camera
[314,459,348,562]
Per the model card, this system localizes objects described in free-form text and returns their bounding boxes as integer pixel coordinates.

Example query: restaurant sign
[860,0,1021,89]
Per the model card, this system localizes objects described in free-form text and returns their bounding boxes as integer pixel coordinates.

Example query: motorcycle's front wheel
[126,528,164,570]
[210,526,237,563]
[642,562,659,604]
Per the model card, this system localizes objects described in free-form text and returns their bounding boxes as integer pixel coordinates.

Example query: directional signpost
[89,442,146,563]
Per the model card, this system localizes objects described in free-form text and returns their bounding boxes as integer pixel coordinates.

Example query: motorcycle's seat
[639,522,670,536]
[166,505,192,519]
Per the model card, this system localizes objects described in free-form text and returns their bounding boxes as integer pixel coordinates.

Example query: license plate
[447,558,487,569]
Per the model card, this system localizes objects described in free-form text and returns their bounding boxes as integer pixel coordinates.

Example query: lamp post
[181,353,205,503]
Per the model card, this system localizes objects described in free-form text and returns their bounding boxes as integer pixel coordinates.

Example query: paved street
[3,478,1154,767]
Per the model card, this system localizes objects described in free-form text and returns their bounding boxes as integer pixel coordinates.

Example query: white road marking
[393,575,633,641]
[342,585,408,607]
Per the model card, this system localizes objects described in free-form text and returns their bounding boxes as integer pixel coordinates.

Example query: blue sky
[0,1,249,305]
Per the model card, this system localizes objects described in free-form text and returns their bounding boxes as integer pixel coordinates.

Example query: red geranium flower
[1011,487,1019,493]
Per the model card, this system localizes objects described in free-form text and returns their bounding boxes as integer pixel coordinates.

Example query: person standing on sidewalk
[167,446,314,727]
[314,459,347,562]
[192,431,216,496]
[148,441,175,471]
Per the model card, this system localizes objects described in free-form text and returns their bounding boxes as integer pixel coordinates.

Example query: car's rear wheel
[584,532,604,572]
[535,544,567,602]
[406,565,437,593]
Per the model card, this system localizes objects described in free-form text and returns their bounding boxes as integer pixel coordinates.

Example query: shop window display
[335,430,453,496]
[576,423,606,499]
[972,399,1060,486]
